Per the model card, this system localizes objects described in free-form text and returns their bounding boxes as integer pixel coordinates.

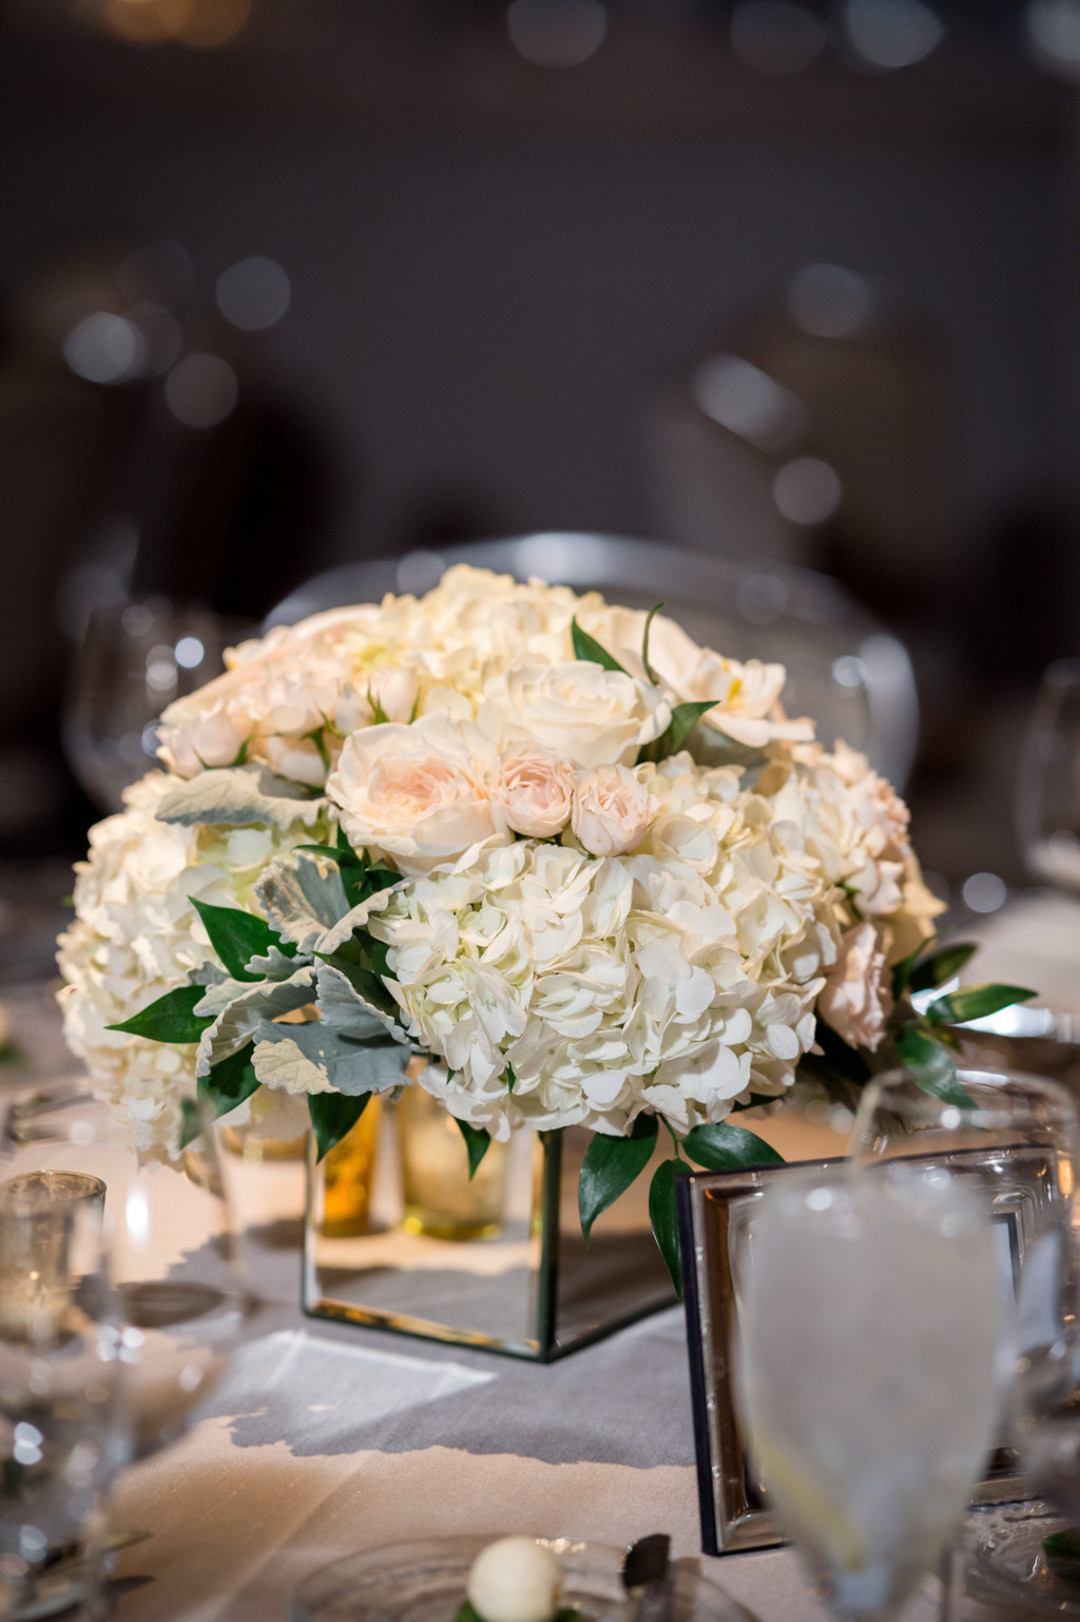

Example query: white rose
[620,612,813,749]
[157,705,252,778]
[819,920,892,1050]
[481,662,669,769]
[572,764,651,857]
[493,748,574,838]
[326,713,508,874]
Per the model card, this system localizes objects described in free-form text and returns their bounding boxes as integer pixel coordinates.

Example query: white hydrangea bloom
[56,772,325,1157]
[363,758,836,1140]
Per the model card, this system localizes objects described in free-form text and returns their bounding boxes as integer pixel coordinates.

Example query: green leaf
[504,1063,516,1092]
[682,1122,785,1172]
[191,897,294,983]
[197,1042,260,1118]
[308,1092,369,1162]
[179,1098,203,1150]
[649,1158,692,1295]
[641,601,664,686]
[453,1117,491,1179]
[890,937,937,999]
[813,1015,872,1085]
[570,617,629,675]
[895,1025,974,1106]
[650,700,718,762]
[578,1114,659,1243]
[107,984,212,1044]
[907,941,977,994]
[927,983,1037,1026]
[1043,1529,1080,1567]
[294,843,361,867]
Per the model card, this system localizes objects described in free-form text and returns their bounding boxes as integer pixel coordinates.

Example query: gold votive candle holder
[315,1098,382,1238]
[397,1087,509,1241]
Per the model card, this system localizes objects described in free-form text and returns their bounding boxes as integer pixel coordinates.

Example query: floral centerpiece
[57,565,1033,1284]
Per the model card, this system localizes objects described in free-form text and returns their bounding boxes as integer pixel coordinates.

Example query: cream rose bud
[156,706,251,778]
[334,666,420,735]
[494,748,574,838]
[263,734,329,787]
[326,712,507,874]
[572,764,651,857]
[480,661,670,769]
[819,920,892,1051]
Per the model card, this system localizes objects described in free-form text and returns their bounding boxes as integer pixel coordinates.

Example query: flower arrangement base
[302,1122,675,1362]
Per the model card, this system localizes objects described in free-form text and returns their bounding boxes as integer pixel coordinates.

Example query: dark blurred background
[1,0,1079,972]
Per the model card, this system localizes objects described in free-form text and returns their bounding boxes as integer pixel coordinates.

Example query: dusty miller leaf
[156,765,325,831]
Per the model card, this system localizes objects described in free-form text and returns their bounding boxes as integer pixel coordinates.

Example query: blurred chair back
[266,534,918,789]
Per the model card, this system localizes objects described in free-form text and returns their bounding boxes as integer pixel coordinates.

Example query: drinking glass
[850,1066,1080,1614]
[62,600,252,813]
[1016,659,1080,894]
[2,1083,246,1461]
[736,1147,1012,1621]
[0,1132,124,1619]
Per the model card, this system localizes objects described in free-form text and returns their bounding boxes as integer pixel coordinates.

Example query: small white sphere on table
[466,1536,562,1622]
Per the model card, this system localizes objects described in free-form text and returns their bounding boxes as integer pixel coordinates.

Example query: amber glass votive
[397,1087,509,1241]
[318,1099,382,1238]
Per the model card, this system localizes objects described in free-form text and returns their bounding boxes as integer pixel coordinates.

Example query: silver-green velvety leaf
[157,765,326,832]
[247,944,303,981]
[188,961,229,988]
[316,888,401,956]
[255,852,350,953]
[316,961,411,1046]
[193,975,258,1019]
[252,1022,408,1096]
[194,964,317,1076]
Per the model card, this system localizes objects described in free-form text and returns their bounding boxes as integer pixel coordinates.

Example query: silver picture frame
[676,1148,1052,1556]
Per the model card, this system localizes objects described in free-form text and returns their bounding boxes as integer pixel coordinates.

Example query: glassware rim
[850,1064,1080,1145]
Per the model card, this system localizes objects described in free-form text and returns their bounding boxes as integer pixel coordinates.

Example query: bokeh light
[215,256,291,331]
[786,263,875,339]
[1026,0,1080,78]
[842,0,944,70]
[100,0,251,48]
[736,573,789,624]
[506,0,607,67]
[773,457,842,524]
[63,312,145,385]
[174,636,206,669]
[729,2,826,76]
[691,353,808,452]
[962,871,1008,913]
[165,353,239,428]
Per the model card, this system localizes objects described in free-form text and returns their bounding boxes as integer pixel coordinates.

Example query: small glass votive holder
[0,1170,107,1345]
[314,1098,383,1239]
[396,1088,509,1241]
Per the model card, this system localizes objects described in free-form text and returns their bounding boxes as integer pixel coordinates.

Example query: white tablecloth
[0,981,969,1622]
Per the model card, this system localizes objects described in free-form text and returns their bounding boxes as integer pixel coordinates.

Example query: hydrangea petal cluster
[57,772,327,1156]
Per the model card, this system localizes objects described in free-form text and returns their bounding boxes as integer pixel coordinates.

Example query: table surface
[13,881,1074,1622]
